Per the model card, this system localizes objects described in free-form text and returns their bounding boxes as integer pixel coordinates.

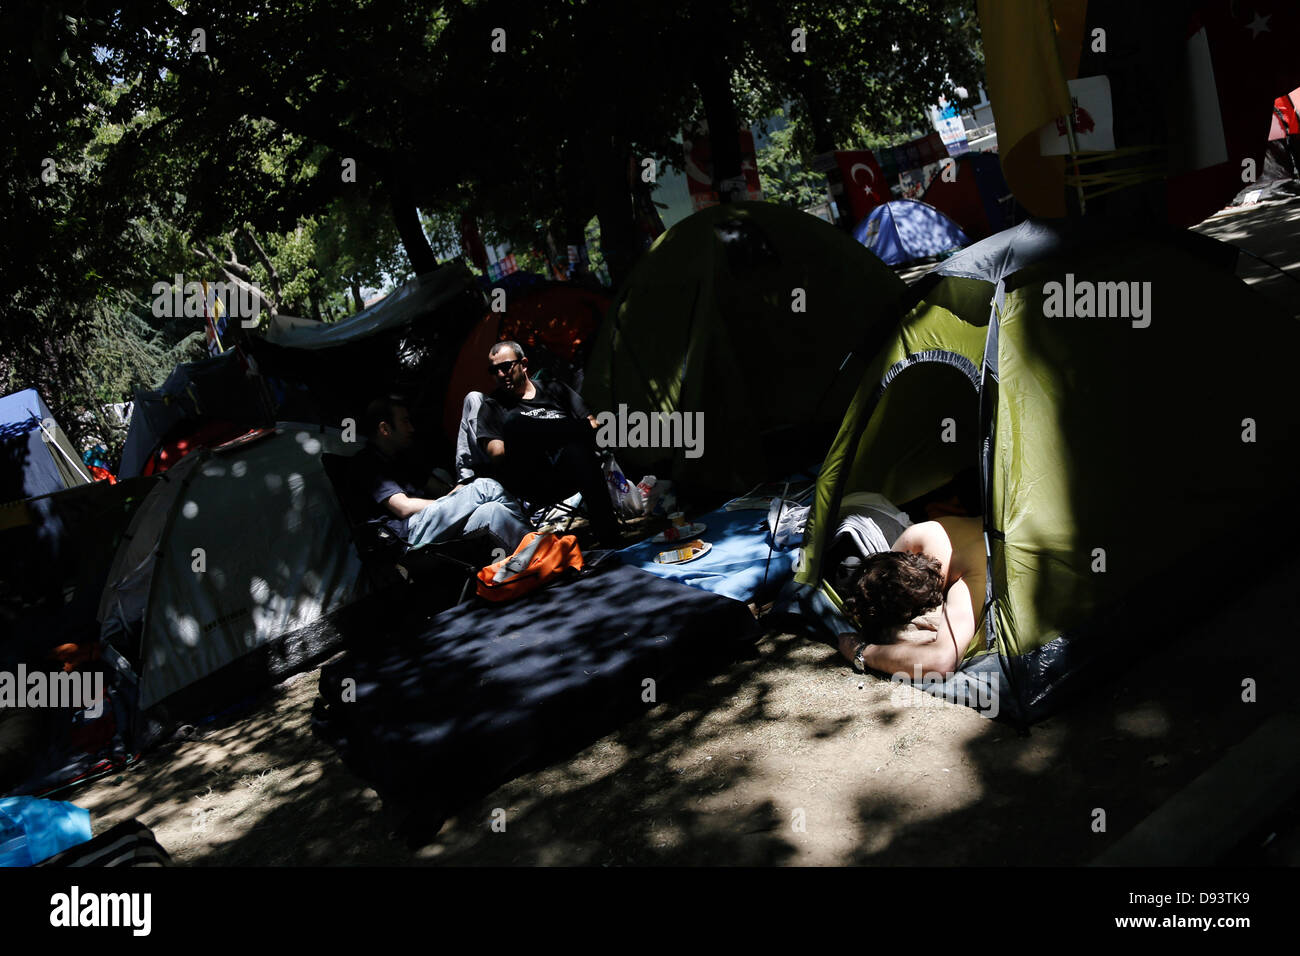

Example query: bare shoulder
[893,520,948,553]
[934,516,985,577]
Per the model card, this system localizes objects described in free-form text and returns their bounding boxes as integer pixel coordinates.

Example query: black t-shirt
[349,444,424,540]
[476,381,590,456]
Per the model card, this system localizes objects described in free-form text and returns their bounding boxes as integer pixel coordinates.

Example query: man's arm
[476,397,507,459]
[844,578,977,679]
[860,636,959,681]
[384,491,437,520]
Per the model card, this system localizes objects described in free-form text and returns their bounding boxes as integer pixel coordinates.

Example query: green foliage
[1,0,986,463]
[734,0,983,156]
[756,112,828,210]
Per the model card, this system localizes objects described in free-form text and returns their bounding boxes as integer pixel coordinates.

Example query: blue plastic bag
[0,796,92,867]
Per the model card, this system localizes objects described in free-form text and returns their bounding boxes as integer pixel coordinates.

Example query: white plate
[651,522,708,543]
[654,541,712,565]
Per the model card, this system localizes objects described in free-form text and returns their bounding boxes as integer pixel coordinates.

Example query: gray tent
[263,262,475,350]
[98,424,367,708]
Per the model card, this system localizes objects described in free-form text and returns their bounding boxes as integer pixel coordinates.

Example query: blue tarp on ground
[618,501,796,603]
[0,796,91,866]
[312,563,757,828]
[853,199,970,266]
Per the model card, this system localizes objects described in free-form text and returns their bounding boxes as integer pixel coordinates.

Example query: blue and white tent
[853,199,970,266]
[0,390,91,504]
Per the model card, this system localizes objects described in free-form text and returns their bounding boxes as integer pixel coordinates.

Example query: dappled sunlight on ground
[1193,197,1300,317]
[65,550,1296,867]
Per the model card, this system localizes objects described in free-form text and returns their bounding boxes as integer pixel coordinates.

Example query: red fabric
[921,156,993,240]
[441,286,609,442]
[1275,94,1299,134]
[1167,2,1300,226]
[143,420,258,476]
[88,465,116,484]
[682,124,764,209]
[834,150,889,224]
[476,532,584,602]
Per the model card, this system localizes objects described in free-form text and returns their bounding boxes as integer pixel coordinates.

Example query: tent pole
[1064,111,1086,215]
[27,406,92,482]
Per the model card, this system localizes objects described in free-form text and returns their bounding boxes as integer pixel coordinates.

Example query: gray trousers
[405,477,530,552]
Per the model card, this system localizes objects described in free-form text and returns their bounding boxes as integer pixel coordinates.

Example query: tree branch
[192,241,277,317]
[239,227,282,309]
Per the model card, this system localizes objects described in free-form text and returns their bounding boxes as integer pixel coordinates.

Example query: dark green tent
[789,219,1300,721]
[582,202,909,495]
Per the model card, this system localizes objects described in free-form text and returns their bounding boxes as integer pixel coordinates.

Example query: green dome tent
[789,218,1300,722]
[582,202,909,496]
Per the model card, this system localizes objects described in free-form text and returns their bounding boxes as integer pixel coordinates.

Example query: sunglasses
[489,359,522,376]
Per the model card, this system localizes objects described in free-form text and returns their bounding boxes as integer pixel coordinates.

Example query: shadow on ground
[70,541,1297,866]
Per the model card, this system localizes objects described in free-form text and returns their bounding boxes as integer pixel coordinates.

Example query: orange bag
[475,532,584,602]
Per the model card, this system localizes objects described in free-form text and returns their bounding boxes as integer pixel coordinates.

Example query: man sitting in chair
[351,396,531,551]
[474,341,620,546]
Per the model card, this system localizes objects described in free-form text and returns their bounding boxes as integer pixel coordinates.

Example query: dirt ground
[69,559,1299,866]
[67,197,1300,866]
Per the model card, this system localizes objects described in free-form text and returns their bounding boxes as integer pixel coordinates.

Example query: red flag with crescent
[834,150,888,224]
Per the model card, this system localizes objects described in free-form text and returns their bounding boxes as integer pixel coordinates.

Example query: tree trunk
[693,8,744,203]
[583,129,639,290]
[351,278,364,313]
[793,69,853,228]
[558,149,597,280]
[696,58,744,202]
[390,185,439,276]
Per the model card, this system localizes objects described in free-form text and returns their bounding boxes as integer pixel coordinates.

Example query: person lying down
[837,515,986,679]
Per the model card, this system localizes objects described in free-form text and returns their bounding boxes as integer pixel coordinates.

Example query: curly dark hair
[842,551,945,636]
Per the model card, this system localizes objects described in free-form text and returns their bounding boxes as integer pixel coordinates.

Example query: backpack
[475,531,584,602]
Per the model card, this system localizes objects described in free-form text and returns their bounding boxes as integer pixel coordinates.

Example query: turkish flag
[1167,1,1300,225]
[834,150,888,224]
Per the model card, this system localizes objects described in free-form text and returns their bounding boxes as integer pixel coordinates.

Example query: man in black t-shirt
[475,341,619,545]
[351,397,530,551]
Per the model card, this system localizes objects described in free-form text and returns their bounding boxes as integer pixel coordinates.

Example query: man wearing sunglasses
[475,341,620,546]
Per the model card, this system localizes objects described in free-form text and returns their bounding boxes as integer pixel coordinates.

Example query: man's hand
[838,632,864,666]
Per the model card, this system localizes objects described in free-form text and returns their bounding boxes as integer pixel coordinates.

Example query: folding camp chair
[454,390,621,540]
[320,453,505,607]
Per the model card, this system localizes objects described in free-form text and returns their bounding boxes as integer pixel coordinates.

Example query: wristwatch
[853,642,868,674]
